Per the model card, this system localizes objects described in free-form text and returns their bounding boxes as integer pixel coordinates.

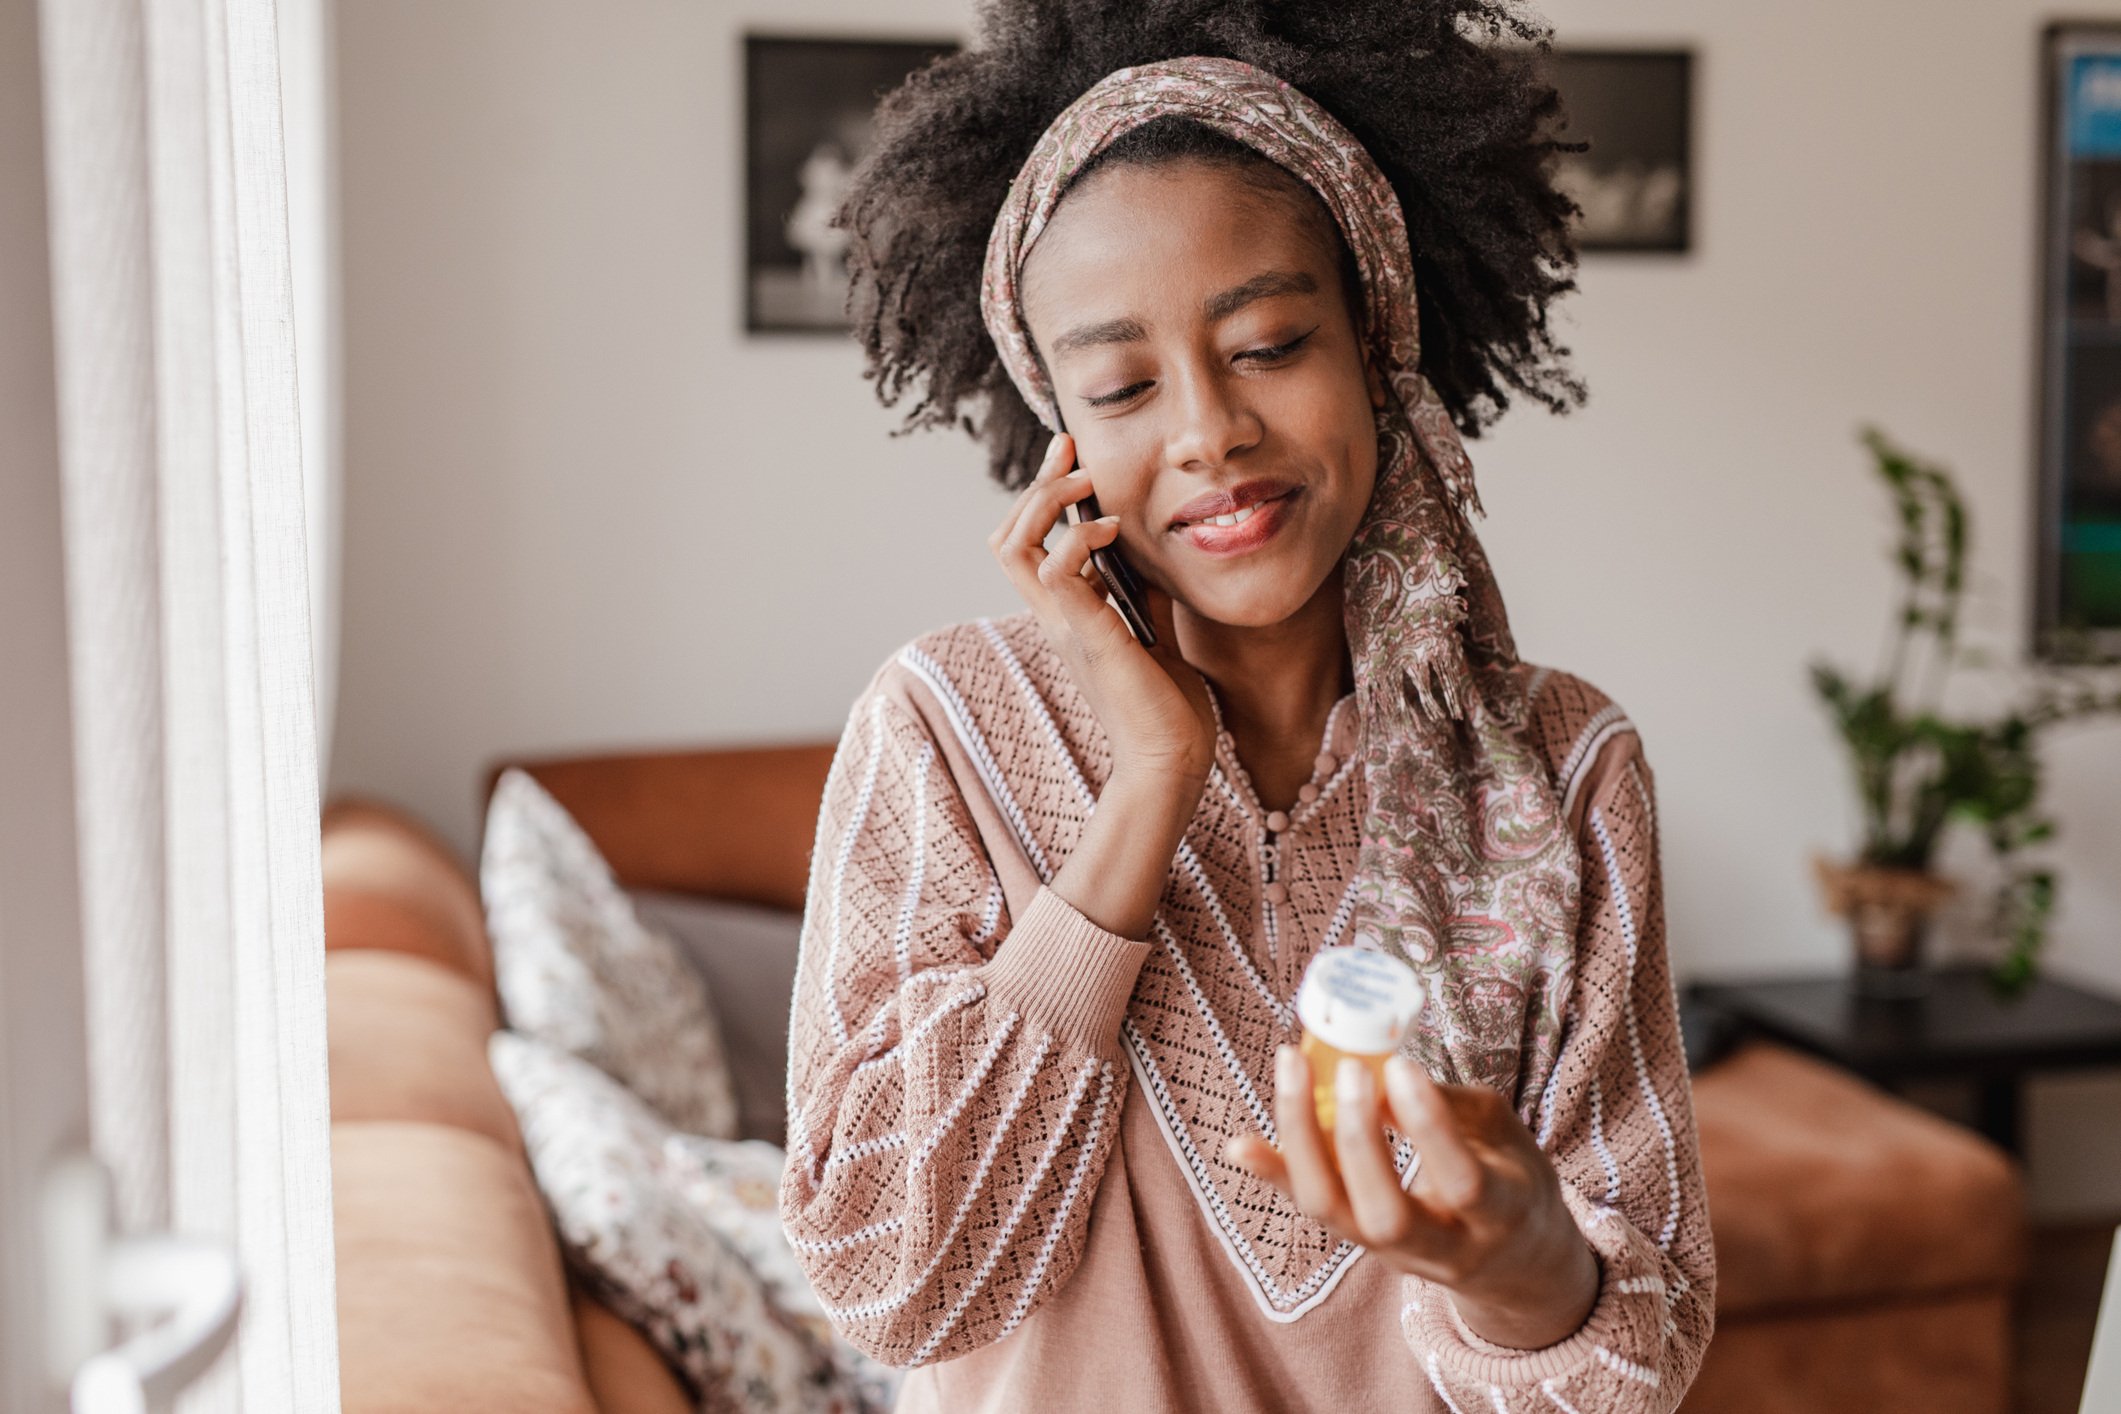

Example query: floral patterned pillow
[489,1030,899,1414]
[481,768,739,1139]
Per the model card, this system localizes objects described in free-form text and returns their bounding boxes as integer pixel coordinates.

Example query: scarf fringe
[1356,623,1473,734]
[1403,651,1467,723]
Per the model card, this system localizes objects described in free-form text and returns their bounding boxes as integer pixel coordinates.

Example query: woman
[779,7,1714,1411]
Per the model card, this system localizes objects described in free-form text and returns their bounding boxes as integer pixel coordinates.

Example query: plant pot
[1811,854,1958,996]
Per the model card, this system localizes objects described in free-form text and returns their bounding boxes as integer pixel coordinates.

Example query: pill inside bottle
[1293,946,1426,1135]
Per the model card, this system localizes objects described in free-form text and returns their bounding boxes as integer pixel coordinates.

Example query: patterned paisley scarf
[979,56,1581,1095]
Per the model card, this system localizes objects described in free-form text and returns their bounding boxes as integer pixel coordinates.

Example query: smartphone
[1062,488,1157,646]
[1054,415,1157,647]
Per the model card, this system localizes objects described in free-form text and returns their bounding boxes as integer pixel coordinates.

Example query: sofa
[323,742,2029,1412]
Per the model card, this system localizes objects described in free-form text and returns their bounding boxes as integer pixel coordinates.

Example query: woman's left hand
[1224,1046,1601,1351]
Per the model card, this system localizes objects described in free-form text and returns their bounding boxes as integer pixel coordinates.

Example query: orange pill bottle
[1293,946,1426,1134]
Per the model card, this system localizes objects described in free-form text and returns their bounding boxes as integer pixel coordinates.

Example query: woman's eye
[1085,381,1150,408]
[1081,329,1318,410]
[1237,329,1316,364]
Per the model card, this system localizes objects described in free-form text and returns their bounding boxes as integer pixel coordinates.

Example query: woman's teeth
[1195,504,1259,528]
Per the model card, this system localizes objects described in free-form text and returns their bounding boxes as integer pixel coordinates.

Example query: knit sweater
[779,610,1715,1413]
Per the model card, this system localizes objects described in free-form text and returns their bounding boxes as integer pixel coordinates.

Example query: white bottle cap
[1294,947,1425,1056]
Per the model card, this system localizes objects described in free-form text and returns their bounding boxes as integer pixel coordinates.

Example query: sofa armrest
[335,1121,598,1414]
[322,797,493,990]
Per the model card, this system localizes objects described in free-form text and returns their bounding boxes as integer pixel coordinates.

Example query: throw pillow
[489,1030,898,1414]
[481,768,739,1139]
[627,889,805,1145]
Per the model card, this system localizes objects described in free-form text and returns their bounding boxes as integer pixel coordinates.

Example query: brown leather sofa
[323,744,2028,1413]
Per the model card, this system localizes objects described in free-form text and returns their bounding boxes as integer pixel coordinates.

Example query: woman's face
[1019,157,1386,630]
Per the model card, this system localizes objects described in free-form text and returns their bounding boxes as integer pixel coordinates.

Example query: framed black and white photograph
[744,34,959,334]
[2037,22,2121,655]
[1543,48,1693,254]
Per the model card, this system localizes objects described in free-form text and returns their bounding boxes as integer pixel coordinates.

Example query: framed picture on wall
[744,34,959,334]
[2038,22,2121,656]
[1541,47,1694,254]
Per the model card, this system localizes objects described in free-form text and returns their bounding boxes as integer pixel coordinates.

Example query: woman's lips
[1174,488,1298,555]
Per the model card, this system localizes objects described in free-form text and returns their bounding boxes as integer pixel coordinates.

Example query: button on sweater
[778,610,1715,1413]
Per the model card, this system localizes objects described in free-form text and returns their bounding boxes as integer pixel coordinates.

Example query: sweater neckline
[1198,676,1360,824]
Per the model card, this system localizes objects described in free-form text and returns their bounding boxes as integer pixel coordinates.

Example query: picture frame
[2036,22,2121,657]
[743,34,960,335]
[1542,47,1694,255]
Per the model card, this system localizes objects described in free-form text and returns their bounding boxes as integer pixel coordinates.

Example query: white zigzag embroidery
[891,739,935,982]
[1591,806,1681,1250]
[998,1062,1117,1342]
[907,1055,1102,1365]
[1559,704,1634,822]
[823,695,888,1043]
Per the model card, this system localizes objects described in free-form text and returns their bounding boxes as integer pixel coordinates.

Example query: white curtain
[36,0,341,1408]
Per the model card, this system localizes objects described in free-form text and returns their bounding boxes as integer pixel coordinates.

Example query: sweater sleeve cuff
[975,884,1151,1058]
[1403,1177,1669,1390]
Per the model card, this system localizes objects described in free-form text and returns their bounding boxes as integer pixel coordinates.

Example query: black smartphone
[1054,415,1158,647]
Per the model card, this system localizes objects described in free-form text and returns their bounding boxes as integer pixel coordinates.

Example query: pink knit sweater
[779,611,1715,1412]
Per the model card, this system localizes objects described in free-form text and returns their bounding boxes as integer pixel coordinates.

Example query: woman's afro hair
[837,0,1589,491]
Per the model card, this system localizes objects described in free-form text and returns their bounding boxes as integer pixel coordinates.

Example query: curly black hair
[838,0,1588,491]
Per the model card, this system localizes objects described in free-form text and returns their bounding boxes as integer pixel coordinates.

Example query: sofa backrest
[483,743,837,911]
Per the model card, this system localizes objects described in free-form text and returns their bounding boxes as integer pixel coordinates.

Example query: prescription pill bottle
[1293,946,1426,1134]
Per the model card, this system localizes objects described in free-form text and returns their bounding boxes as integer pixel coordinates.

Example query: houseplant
[1809,426,2121,996]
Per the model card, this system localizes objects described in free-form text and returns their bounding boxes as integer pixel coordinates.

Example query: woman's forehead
[1020,160,1345,335]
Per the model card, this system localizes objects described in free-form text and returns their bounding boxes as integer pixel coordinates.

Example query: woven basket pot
[1812,854,1958,979]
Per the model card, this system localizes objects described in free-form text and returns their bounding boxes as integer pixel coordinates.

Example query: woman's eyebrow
[1202,268,1317,322]
[1049,268,1320,359]
[1051,316,1147,357]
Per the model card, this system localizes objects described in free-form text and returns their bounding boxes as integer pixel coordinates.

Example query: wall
[331,0,2121,1216]
[281,0,344,774]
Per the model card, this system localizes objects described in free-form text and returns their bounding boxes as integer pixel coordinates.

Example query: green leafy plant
[1809,426,2121,992]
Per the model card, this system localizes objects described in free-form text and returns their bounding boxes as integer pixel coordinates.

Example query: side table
[1683,965,2121,1156]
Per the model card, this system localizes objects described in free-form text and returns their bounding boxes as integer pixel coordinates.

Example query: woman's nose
[1162,367,1262,471]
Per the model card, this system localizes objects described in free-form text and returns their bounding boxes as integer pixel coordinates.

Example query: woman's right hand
[990,433,1217,790]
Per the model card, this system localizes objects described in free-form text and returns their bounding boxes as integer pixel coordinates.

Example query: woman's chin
[1165,580,1319,631]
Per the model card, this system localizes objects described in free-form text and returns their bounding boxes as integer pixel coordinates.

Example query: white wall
[280,0,343,777]
[330,0,2121,1216]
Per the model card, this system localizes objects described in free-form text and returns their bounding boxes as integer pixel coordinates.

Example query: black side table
[1683,966,2121,1156]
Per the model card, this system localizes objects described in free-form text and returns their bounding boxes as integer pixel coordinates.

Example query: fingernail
[1097,514,1119,524]
[1276,1046,1298,1084]
[1065,467,1088,478]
